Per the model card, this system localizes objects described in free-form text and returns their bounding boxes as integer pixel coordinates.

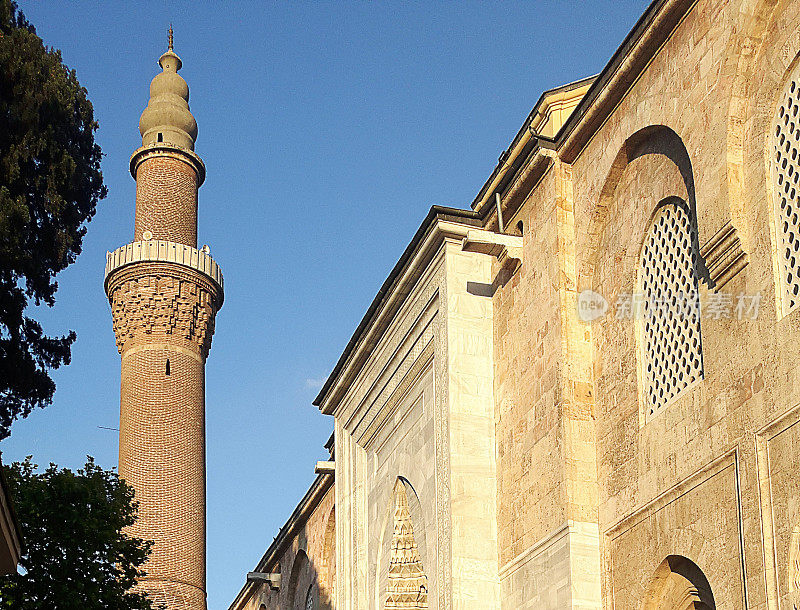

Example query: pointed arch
[642,555,716,610]
[724,0,783,250]
[320,506,336,610]
[723,0,800,318]
[580,125,708,293]
[287,549,310,609]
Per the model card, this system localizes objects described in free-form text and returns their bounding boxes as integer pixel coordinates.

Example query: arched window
[639,200,703,421]
[773,64,800,314]
[305,584,314,610]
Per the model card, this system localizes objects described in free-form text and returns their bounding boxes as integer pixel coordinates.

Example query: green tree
[0,457,156,609]
[0,0,106,439]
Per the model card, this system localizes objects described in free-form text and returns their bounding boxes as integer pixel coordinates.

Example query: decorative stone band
[699,220,748,290]
[105,239,223,293]
[105,261,223,359]
[129,143,206,186]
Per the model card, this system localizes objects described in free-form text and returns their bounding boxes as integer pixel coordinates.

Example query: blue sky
[5,1,649,607]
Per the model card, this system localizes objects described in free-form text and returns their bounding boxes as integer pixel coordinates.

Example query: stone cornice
[130,143,206,186]
[471,0,698,216]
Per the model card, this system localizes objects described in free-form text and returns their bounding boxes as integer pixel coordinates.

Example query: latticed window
[305,585,314,610]
[640,201,703,420]
[773,66,800,313]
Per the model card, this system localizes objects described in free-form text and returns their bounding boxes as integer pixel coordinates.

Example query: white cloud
[304,377,326,391]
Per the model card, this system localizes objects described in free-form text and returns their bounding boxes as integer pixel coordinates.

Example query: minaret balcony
[104,239,223,292]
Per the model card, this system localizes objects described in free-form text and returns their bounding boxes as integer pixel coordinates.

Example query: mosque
[103,0,800,608]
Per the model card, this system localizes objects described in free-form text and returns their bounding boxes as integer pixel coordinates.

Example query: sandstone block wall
[230,1,800,609]
[491,0,800,607]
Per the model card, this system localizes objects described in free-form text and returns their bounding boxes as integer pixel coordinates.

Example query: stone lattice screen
[640,201,703,421]
[773,64,800,314]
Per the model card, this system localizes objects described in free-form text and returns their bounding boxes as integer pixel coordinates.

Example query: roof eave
[313,206,481,413]
[227,472,334,610]
[471,0,697,213]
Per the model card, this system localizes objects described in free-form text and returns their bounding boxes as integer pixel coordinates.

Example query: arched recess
[286,549,311,610]
[724,0,800,317]
[642,555,716,610]
[580,125,709,294]
[320,506,336,610]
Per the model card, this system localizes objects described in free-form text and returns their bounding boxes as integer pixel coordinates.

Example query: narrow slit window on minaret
[165,359,170,376]
[157,132,163,142]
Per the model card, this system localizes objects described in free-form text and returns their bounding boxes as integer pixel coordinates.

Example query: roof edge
[470,74,597,211]
[227,472,334,610]
[555,0,695,161]
[313,205,480,410]
[470,0,696,211]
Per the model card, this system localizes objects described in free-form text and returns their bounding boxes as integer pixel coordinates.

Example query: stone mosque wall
[231,0,800,608]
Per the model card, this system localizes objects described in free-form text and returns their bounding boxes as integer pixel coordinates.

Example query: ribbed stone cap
[138,28,198,150]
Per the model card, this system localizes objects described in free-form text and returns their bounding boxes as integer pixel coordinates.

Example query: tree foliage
[0,0,106,438]
[0,457,156,610]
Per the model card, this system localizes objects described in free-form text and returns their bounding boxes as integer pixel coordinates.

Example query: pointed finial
[168,24,174,51]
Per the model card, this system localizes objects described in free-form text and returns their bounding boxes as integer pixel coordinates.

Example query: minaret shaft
[134,155,198,246]
[105,34,222,610]
[119,348,207,606]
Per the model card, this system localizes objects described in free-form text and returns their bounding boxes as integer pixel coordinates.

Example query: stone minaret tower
[104,29,223,610]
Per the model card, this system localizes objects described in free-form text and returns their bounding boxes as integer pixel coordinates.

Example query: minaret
[104,28,223,610]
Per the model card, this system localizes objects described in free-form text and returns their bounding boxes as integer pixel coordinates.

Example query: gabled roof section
[471,75,595,213]
[471,0,697,215]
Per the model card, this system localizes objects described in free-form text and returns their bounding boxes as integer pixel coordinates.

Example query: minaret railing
[105,239,223,289]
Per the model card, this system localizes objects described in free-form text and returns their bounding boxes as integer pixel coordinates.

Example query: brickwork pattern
[120,347,207,608]
[107,263,221,360]
[108,135,219,610]
[144,581,207,610]
[134,155,198,246]
[107,257,220,610]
